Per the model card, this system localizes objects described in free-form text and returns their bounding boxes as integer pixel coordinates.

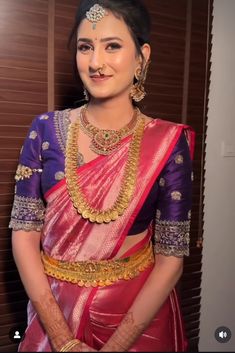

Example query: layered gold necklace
[65,107,145,224]
[79,104,139,155]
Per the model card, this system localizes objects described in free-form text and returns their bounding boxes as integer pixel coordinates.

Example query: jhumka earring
[86,4,108,29]
[130,60,151,102]
[83,87,89,101]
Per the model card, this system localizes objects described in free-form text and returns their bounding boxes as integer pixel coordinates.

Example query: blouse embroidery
[54,109,71,155]
[29,131,38,139]
[55,171,65,180]
[39,114,49,120]
[53,109,85,166]
[171,191,182,201]
[175,154,184,164]
[15,164,43,182]
[156,209,161,220]
[159,177,165,187]
[9,195,45,231]
[42,141,50,150]
[154,219,190,257]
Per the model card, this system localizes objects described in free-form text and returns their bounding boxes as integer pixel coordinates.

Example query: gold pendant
[79,104,140,155]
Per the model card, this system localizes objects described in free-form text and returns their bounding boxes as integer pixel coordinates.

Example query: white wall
[199,0,235,351]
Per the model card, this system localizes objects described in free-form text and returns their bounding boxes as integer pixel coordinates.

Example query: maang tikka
[86,4,108,29]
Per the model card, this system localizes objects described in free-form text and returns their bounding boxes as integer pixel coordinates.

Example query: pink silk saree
[19,119,194,352]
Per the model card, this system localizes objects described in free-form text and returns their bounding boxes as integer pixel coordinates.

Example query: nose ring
[98,64,106,74]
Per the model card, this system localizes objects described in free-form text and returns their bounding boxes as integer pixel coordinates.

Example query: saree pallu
[19,119,194,352]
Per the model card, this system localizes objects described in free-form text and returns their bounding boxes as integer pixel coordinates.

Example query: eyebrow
[77,37,123,43]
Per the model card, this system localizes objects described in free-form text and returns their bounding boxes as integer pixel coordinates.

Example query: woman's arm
[12,231,97,352]
[101,130,193,351]
[12,230,76,351]
[10,115,96,352]
[100,254,183,352]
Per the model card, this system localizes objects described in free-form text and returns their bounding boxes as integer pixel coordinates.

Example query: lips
[90,75,112,81]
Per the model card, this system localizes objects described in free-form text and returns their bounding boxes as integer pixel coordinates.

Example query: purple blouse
[9,109,193,257]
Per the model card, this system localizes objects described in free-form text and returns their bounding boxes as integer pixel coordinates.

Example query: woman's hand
[69,341,97,352]
[12,231,76,351]
[101,254,183,351]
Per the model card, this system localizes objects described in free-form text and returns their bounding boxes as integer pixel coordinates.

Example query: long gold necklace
[79,105,140,155]
[65,112,145,224]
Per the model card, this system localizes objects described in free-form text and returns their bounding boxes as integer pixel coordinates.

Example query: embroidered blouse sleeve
[9,115,47,232]
[153,131,193,257]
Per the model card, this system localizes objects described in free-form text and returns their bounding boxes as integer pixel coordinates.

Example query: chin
[89,91,129,102]
[89,92,113,101]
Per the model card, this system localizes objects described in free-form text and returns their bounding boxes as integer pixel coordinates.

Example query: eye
[77,43,93,53]
[106,42,122,51]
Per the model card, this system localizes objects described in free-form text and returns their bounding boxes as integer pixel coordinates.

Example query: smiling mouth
[90,75,112,82]
[90,75,112,78]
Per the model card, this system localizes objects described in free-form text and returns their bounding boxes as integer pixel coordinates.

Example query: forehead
[77,10,133,41]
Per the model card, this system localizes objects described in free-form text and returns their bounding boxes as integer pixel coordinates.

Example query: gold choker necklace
[79,105,140,155]
[65,108,145,224]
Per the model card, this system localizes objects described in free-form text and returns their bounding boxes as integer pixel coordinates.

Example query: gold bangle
[59,339,80,352]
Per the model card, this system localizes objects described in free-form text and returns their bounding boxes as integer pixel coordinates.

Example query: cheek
[76,53,86,72]
[111,53,137,76]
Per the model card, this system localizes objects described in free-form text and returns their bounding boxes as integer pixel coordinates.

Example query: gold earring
[130,60,151,102]
[83,87,89,101]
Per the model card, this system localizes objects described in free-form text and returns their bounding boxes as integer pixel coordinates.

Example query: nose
[89,47,104,73]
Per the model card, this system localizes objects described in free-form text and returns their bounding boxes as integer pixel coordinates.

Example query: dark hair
[68,0,151,107]
[68,0,151,60]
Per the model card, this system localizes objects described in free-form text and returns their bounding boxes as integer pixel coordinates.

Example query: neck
[86,97,137,130]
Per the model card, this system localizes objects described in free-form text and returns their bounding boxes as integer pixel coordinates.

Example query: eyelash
[77,42,122,52]
[106,43,122,50]
[77,44,92,52]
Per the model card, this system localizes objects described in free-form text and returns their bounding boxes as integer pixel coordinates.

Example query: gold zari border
[41,243,154,287]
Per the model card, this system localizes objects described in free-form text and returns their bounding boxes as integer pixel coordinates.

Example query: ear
[140,43,151,64]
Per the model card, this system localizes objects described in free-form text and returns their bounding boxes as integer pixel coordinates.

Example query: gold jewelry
[86,4,108,29]
[15,164,43,182]
[83,87,89,101]
[42,243,154,287]
[80,105,140,155]
[130,60,151,102]
[65,108,145,223]
[98,64,106,75]
[59,339,81,352]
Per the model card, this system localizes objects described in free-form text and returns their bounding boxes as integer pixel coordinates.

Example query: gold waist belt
[41,243,154,287]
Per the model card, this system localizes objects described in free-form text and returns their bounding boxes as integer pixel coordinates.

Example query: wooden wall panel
[54,0,80,110]
[143,1,187,122]
[0,0,48,351]
[141,1,211,350]
[0,0,212,351]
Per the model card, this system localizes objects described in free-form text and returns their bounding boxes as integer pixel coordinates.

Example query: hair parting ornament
[86,4,108,29]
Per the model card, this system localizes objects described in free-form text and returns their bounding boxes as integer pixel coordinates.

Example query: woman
[10,0,195,351]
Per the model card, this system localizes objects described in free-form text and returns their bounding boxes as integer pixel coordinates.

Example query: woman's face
[76,11,146,101]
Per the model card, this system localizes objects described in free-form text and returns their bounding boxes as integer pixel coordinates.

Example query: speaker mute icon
[215,326,232,343]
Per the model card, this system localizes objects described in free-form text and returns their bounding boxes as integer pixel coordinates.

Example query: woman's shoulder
[142,114,183,127]
[27,109,72,140]
[32,108,71,125]
[142,114,188,132]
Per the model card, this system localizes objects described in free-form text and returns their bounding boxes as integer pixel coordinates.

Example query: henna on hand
[101,312,146,352]
[32,290,74,351]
